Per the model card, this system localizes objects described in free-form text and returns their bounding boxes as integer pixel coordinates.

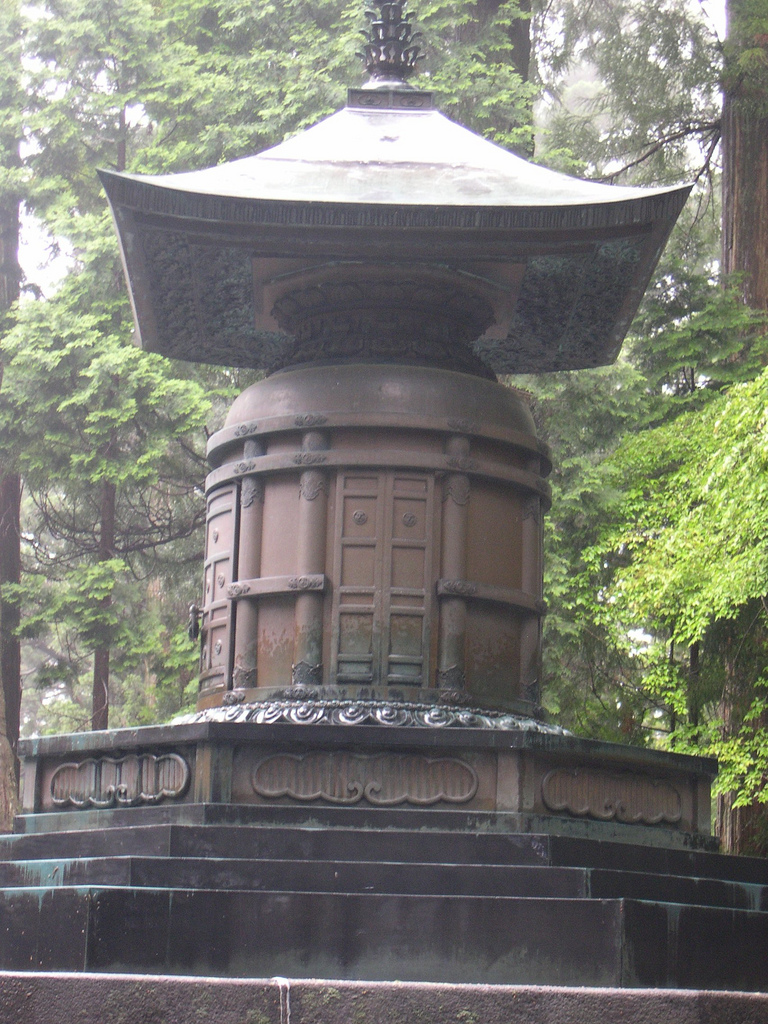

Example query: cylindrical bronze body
[198,363,550,716]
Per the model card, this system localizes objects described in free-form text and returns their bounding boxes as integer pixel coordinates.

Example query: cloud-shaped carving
[50,753,189,809]
[541,768,682,825]
[253,751,478,806]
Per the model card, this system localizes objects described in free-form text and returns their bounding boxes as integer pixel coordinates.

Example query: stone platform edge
[17,720,719,774]
[1,973,767,1024]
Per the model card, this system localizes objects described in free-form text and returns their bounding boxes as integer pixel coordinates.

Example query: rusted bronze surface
[197,364,548,713]
[189,696,561,731]
[270,272,496,377]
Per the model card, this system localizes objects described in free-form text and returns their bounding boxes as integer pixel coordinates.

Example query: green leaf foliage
[534,0,721,182]
[604,367,768,647]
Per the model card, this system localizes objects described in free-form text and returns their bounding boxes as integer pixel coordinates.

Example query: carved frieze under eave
[102,186,687,375]
[254,259,518,333]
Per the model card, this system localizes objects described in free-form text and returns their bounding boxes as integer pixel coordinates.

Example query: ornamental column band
[100,1,690,724]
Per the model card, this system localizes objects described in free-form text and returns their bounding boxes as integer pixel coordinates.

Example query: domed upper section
[209,363,547,471]
[225,362,537,434]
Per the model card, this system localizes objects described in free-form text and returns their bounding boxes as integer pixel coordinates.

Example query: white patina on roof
[121,106,679,208]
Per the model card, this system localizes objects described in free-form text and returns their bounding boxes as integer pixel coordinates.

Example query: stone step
[0,852,765,910]
[0,824,175,862]
[548,834,768,885]
[3,972,768,1024]
[13,800,720,853]
[0,885,766,991]
[4,818,768,885]
[0,857,586,898]
[587,866,767,911]
[0,822,549,867]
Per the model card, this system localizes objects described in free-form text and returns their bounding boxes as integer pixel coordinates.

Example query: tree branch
[597,121,722,183]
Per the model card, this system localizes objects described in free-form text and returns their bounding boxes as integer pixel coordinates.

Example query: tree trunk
[688,640,700,728]
[0,474,21,753]
[90,110,127,734]
[459,0,533,156]
[91,479,116,731]
[717,1,768,853]
[0,473,20,830]
[721,57,768,307]
[472,0,532,81]
[717,793,768,857]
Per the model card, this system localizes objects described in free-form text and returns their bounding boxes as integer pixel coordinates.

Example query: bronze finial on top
[358,2,425,86]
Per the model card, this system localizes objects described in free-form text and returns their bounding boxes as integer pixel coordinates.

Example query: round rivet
[402,512,417,527]
[214,641,222,655]
[353,510,368,525]
[217,573,225,587]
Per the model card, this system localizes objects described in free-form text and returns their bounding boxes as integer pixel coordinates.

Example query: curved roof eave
[100,106,691,226]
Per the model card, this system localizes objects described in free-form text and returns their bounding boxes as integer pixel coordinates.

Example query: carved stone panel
[541,767,683,826]
[50,753,190,809]
[252,750,478,806]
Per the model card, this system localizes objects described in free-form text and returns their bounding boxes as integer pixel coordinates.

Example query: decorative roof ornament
[358,2,425,85]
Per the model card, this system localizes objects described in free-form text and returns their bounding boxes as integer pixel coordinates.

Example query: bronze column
[437,433,471,690]
[292,429,330,687]
[232,438,265,688]
[520,493,543,705]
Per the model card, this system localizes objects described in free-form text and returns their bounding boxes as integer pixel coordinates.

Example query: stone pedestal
[2,719,767,992]
[2,720,766,993]
[20,719,714,846]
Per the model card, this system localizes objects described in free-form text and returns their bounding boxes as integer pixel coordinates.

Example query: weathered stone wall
[1,974,768,1024]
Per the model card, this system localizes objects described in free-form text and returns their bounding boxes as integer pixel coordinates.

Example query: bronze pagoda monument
[3,4,768,1007]
[98,4,688,724]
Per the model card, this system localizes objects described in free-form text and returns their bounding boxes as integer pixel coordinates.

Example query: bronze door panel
[332,471,433,687]
[334,474,383,682]
[383,474,433,685]
[200,484,239,693]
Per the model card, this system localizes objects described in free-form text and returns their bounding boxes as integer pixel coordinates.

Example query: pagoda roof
[107,102,684,210]
[100,89,690,375]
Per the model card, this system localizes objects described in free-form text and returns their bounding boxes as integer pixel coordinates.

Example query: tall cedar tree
[715,0,768,853]
[9,0,216,740]
[0,0,22,829]
[522,0,768,854]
